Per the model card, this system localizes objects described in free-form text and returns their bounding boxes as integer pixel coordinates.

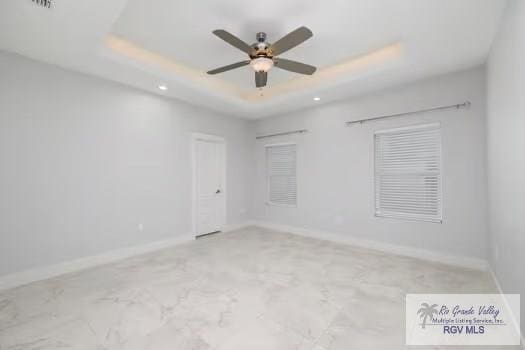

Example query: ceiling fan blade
[270,26,313,56]
[274,58,316,75]
[212,30,254,55]
[255,71,267,88]
[207,60,250,74]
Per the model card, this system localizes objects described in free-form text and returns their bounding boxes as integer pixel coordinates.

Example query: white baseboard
[489,268,525,348]
[0,220,489,290]
[0,221,255,292]
[0,234,194,291]
[251,220,489,271]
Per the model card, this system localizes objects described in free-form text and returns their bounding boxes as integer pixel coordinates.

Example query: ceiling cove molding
[104,34,244,98]
[104,34,404,104]
[243,43,404,102]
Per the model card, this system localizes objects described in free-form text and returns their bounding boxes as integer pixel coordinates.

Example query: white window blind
[374,123,442,223]
[266,144,297,206]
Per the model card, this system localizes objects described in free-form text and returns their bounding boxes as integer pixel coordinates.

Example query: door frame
[191,132,227,237]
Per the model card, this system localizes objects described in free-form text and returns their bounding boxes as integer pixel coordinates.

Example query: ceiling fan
[207,26,316,88]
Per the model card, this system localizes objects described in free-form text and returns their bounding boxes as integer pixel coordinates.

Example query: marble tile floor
[0,226,519,349]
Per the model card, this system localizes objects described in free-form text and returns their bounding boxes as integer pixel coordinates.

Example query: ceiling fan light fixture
[250,57,274,72]
[208,27,315,88]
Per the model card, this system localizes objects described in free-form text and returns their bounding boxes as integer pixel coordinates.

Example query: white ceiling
[0,0,507,118]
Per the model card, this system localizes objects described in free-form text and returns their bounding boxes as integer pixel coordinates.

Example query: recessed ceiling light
[158,85,168,91]
[313,97,321,101]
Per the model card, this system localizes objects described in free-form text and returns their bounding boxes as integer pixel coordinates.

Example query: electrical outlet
[138,223,144,232]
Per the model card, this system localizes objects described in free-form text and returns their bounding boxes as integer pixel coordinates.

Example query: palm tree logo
[417,303,438,329]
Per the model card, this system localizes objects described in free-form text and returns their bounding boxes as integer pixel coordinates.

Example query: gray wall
[253,67,489,260]
[486,0,525,334]
[2,29,516,289]
[0,51,252,276]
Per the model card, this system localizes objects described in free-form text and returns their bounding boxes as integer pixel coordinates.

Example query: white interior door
[194,136,226,236]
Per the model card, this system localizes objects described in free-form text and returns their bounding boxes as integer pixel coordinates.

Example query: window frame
[374,122,443,223]
[265,142,298,208]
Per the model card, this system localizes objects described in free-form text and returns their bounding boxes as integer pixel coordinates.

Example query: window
[374,123,442,223]
[266,143,297,206]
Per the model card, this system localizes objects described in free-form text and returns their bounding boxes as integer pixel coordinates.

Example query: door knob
[215,189,221,194]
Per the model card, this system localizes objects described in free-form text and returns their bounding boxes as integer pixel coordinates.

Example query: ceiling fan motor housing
[252,33,272,59]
